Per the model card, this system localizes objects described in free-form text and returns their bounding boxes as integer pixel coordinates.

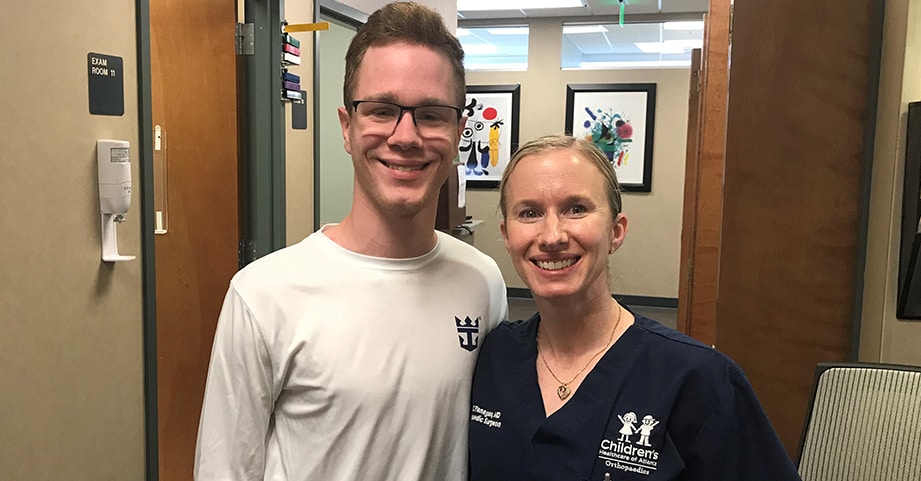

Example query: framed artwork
[898,101,921,319]
[459,84,520,188]
[565,83,657,192]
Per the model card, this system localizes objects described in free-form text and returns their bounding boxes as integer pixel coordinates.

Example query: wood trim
[677,48,702,335]
[677,0,730,346]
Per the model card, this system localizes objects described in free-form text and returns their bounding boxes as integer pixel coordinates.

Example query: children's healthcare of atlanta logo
[597,411,661,476]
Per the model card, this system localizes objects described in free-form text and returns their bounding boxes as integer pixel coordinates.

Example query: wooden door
[714,0,882,456]
[677,48,702,336]
[676,1,730,347]
[150,0,241,478]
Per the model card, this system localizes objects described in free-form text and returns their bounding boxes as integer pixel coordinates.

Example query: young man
[193,3,508,480]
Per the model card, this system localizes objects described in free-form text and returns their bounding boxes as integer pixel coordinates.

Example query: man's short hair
[343,1,466,108]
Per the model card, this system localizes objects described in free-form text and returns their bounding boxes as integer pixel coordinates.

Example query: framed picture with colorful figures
[565,83,657,192]
[460,84,521,188]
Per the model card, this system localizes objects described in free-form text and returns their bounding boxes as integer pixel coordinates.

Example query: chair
[797,362,921,481]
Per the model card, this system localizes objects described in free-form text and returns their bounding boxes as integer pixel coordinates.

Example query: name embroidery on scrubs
[455,316,480,352]
[597,411,660,476]
[470,404,502,428]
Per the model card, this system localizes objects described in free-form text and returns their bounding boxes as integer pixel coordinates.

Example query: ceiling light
[663,21,705,31]
[458,0,584,11]
[563,25,608,34]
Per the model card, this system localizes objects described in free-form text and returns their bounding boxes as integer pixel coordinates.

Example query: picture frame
[565,83,657,192]
[459,84,520,188]
[898,101,921,320]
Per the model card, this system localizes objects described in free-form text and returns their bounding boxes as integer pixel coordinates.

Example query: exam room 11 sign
[87,52,124,116]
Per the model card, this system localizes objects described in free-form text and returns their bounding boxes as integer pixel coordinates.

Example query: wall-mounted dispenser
[97,139,135,262]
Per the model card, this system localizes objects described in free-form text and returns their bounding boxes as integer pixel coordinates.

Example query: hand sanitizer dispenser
[97,139,135,262]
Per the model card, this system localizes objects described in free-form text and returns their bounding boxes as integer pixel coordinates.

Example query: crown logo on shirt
[455,316,480,352]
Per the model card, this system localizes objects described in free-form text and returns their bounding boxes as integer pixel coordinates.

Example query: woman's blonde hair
[499,134,622,219]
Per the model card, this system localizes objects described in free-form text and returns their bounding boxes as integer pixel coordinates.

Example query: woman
[469,135,801,480]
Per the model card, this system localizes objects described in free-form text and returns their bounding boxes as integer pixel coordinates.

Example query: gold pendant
[557,384,571,400]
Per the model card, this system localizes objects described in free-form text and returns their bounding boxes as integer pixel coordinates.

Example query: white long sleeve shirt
[194,229,508,481]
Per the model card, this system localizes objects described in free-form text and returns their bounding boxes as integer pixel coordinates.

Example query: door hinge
[239,238,257,268]
[728,4,734,45]
[236,23,255,56]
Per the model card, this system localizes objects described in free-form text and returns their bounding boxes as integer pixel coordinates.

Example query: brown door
[678,48,703,336]
[676,1,730,347]
[150,0,241,478]
[713,0,881,457]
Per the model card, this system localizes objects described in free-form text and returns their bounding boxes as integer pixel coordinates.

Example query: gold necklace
[536,305,622,401]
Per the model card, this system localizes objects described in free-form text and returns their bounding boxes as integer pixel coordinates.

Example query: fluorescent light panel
[458,0,584,11]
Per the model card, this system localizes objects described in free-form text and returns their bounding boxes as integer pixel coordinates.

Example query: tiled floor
[507,297,677,330]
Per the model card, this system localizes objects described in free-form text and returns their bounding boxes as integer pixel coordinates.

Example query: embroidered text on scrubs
[470,404,502,428]
[598,438,659,475]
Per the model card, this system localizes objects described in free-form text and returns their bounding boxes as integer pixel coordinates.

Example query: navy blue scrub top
[468,313,801,481]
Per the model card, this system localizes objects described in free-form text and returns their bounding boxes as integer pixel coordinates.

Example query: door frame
[313,0,366,231]
[135,0,158,478]
[135,0,286,478]
[242,0,288,262]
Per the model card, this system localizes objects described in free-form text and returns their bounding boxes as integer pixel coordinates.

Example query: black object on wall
[898,101,921,319]
[435,166,466,231]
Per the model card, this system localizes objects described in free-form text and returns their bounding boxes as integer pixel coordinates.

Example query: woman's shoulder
[629,313,746,380]
[631,315,711,349]
[481,313,539,349]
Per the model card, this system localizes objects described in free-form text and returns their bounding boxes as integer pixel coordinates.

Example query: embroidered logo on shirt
[470,404,502,428]
[455,316,480,352]
[597,411,661,476]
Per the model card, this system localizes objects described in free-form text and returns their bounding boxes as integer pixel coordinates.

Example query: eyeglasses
[351,100,463,138]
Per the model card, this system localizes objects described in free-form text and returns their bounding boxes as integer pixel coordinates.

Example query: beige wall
[861,0,921,365]
[286,1,317,244]
[467,18,689,298]
[0,1,318,479]
[0,1,145,480]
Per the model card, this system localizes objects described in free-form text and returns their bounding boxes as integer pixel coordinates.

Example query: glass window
[561,21,704,69]
[458,26,529,71]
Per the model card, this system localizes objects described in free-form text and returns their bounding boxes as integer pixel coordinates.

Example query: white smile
[535,258,576,271]
[384,161,425,172]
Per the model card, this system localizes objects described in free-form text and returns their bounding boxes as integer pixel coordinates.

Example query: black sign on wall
[292,91,308,130]
[87,52,124,116]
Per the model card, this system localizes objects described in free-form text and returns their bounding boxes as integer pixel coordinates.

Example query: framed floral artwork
[459,84,520,188]
[564,83,657,192]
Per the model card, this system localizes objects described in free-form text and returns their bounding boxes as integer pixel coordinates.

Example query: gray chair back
[798,362,921,481]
